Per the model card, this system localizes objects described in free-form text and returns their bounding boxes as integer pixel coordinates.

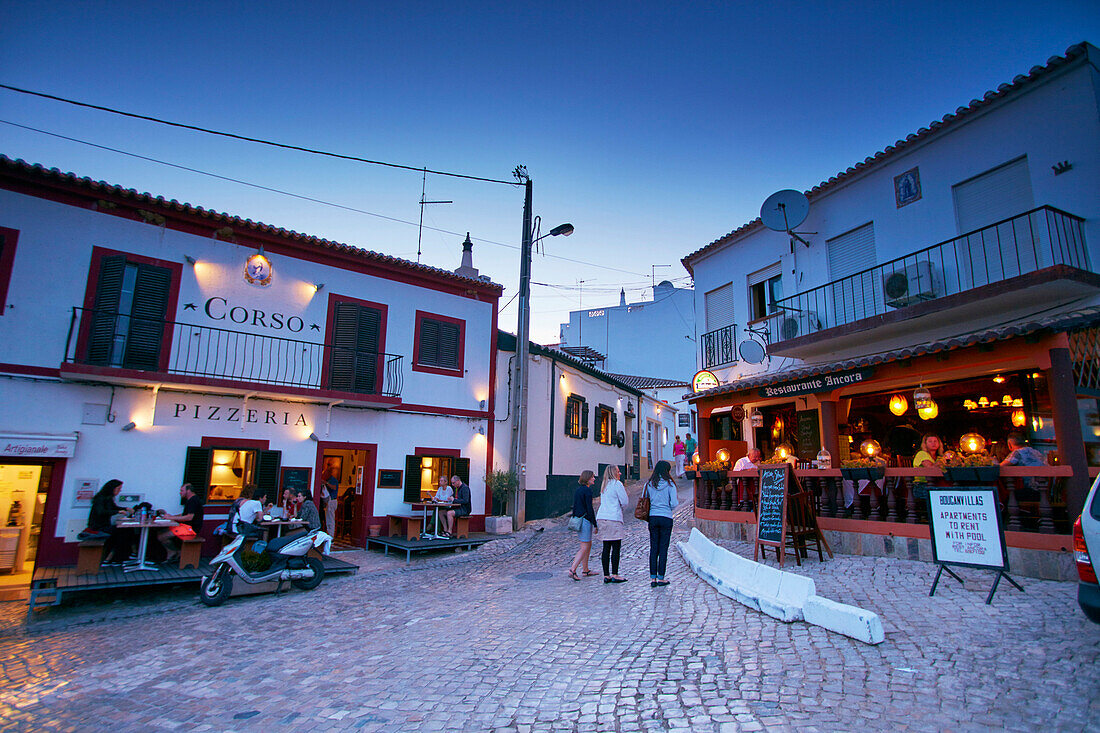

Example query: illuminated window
[565,394,588,439]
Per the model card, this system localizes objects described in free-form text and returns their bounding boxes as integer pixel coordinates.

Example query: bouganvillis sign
[154,395,314,430]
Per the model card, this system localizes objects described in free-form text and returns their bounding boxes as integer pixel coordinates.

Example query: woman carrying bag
[567,470,598,581]
[644,460,679,587]
[595,465,629,583]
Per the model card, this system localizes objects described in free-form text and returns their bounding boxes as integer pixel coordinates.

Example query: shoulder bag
[634,483,651,521]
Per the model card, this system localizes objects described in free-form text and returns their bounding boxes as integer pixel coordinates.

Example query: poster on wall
[73,479,98,508]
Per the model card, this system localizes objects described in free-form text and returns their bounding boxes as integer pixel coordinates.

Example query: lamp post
[510,165,573,528]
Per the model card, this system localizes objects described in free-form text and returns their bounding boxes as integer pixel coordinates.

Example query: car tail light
[1074,516,1097,584]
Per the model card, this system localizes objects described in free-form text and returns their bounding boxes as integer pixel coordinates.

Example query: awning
[0,432,79,458]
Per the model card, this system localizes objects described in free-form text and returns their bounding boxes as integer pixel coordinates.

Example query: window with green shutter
[413,310,464,375]
[85,254,173,370]
[328,300,383,393]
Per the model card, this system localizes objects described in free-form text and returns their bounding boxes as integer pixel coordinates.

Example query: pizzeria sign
[758,368,874,399]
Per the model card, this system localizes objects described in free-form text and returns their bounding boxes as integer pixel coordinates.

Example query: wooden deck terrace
[365,532,498,563]
[27,555,358,621]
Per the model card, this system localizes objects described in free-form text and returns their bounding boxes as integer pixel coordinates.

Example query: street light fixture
[510,165,573,528]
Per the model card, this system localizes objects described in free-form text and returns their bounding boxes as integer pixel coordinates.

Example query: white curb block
[676,528,884,644]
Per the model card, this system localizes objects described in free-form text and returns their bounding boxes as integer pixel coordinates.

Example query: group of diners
[86,480,205,566]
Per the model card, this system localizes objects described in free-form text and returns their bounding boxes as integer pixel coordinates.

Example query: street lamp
[510,165,573,528]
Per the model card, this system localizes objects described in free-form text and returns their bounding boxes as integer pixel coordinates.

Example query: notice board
[927,487,1008,570]
[796,409,820,462]
[280,467,311,496]
[756,465,789,548]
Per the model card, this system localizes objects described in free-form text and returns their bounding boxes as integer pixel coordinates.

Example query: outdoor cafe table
[411,501,457,540]
[116,518,177,572]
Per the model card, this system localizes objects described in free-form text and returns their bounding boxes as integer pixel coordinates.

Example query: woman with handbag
[595,465,629,583]
[644,460,679,587]
[567,470,598,581]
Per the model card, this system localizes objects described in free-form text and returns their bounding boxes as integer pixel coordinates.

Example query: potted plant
[840,457,886,482]
[484,469,518,534]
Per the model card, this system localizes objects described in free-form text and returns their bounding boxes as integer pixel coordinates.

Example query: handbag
[567,516,582,532]
[634,484,651,521]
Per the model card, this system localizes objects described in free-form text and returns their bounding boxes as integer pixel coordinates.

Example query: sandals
[582,570,598,576]
[569,570,581,581]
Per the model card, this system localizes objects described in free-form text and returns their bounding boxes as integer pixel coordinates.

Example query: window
[827,222,878,325]
[953,157,1034,235]
[326,297,386,393]
[565,394,589,439]
[748,263,783,321]
[0,226,17,316]
[403,452,469,504]
[413,310,465,376]
[595,404,617,445]
[82,249,178,371]
[182,444,281,505]
[704,283,734,331]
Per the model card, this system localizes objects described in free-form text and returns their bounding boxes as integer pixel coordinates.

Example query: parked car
[1074,474,1100,624]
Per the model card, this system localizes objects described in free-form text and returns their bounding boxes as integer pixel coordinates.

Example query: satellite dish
[760,189,809,232]
[738,339,766,364]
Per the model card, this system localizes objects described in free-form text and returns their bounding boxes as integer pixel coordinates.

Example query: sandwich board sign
[927,486,1023,604]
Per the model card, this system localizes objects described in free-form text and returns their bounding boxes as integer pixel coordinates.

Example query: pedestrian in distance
[645,460,679,587]
[595,465,629,583]
[568,470,598,581]
[684,433,697,464]
[673,435,686,478]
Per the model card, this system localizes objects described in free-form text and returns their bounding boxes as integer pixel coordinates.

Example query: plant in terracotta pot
[484,469,518,517]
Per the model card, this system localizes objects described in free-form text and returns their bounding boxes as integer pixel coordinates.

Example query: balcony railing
[769,206,1089,342]
[700,324,737,368]
[63,307,403,398]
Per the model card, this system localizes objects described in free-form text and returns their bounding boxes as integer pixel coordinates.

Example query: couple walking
[568,461,679,587]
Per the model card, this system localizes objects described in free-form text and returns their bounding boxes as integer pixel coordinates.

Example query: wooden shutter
[581,400,590,439]
[611,411,618,444]
[182,447,213,502]
[564,398,575,436]
[455,457,470,486]
[403,455,421,503]
[86,255,127,365]
[418,319,460,369]
[122,263,171,370]
[255,450,282,506]
[329,302,381,393]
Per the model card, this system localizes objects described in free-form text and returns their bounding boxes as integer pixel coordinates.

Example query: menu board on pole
[755,465,789,561]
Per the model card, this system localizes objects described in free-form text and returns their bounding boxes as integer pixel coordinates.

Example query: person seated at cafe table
[294,488,322,531]
[443,475,472,539]
[156,483,205,564]
[731,448,762,508]
[432,475,455,534]
[232,484,265,537]
[88,479,134,566]
[1000,432,1045,501]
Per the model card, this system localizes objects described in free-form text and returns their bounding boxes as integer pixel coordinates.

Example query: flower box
[701,470,723,481]
[944,465,1000,483]
[684,470,697,480]
[839,467,885,482]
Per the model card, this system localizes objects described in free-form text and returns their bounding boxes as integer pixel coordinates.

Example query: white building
[0,157,501,572]
[682,42,1100,516]
[558,281,695,380]
[495,333,677,519]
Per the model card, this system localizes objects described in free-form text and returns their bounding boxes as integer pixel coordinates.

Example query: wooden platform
[27,555,358,621]
[365,532,497,563]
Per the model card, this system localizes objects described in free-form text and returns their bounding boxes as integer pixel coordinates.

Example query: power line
[0,83,516,186]
[0,119,648,277]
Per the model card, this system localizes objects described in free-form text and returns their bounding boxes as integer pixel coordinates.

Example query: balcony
[766,206,1096,358]
[700,324,738,369]
[61,307,404,404]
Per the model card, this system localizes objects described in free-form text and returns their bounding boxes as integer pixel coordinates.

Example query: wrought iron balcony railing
[63,307,403,397]
[769,206,1089,342]
[700,324,737,368]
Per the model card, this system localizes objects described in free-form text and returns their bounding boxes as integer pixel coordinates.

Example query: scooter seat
[265,530,309,554]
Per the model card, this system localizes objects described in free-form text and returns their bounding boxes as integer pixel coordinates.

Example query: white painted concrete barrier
[676,527,884,645]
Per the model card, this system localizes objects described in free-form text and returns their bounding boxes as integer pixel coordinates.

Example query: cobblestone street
[1,481,1098,732]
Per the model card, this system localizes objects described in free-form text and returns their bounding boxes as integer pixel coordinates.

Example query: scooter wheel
[291,556,325,591]
[200,565,233,606]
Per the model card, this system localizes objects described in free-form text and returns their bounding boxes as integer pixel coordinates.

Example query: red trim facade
[314,440,377,546]
[411,310,466,377]
[0,226,18,316]
[200,436,272,450]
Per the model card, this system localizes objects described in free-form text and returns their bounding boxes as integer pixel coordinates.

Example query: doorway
[315,442,376,547]
[0,461,53,600]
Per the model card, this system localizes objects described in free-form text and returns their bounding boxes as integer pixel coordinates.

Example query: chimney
[619,288,627,307]
[455,232,479,279]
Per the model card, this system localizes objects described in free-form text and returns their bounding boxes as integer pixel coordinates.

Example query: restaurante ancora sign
[758,368,874,399]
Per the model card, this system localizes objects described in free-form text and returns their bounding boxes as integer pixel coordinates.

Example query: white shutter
[827,222,878,325]
[704,283,734,331]
[953,157,1034,234]
[747,262,782,286]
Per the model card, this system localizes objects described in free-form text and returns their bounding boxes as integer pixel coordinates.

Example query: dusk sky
[3,2,1098,343]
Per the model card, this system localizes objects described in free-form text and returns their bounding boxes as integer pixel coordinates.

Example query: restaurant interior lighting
[918,400,939,420]
[888,393,908,416]
[1011,409,1027,427]
[960,432,986,454]
[774,443,793,461]
[121,421,137,431]
[859,438,881,458]
[692,452,700,465]
[913,384,933,410]
[751,410,763,428]
[771,416,783,438]
[715,448,731,463]
[993,375,1005,384]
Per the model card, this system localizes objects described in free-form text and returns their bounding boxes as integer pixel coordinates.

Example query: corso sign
[204,297,305,332]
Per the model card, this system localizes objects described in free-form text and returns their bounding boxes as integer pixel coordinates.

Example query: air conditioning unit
[779,310,822,341]
[883,261,937,308]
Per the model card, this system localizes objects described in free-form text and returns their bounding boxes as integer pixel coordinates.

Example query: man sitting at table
[157,483,205,564]
[295,488,322,531]
[733,448,762,471]
[443,475,471,539]
[1000,432,1045,501]
[433,475,455,535]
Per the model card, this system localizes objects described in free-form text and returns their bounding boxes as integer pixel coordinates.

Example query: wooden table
[116,518,177,572]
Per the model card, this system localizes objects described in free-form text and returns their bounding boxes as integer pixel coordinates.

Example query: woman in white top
[231,484,264,537]
[595,465,629,583]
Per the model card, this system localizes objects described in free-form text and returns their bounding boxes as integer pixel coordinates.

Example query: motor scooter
[200,527,331,606]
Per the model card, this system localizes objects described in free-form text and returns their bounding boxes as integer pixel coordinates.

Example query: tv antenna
[760,189,811,253]
[417,167,453,262]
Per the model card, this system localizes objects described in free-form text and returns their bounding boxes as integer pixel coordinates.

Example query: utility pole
[510,168,534,529]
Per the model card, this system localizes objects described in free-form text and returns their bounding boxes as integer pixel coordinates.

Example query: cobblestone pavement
[1,478,1098,732]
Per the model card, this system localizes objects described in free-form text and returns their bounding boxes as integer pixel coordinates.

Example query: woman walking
[595,465,629,583]
[568,470,598,581]
[645,460,679,587]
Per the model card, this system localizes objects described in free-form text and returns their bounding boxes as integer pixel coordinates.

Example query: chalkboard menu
[756,465,788,545]
[280,467,311,496]
[796,409,820,462]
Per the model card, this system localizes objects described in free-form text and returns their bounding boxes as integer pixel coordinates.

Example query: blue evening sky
[2,2,1098,343]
